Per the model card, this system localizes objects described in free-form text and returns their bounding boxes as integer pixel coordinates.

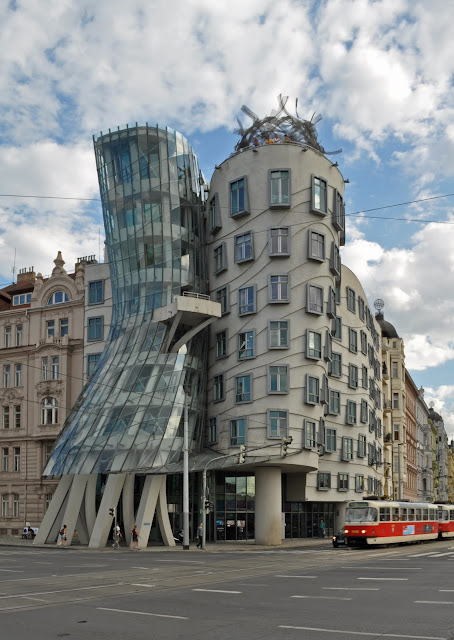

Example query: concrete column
[60,474,89,546]
[33,475,72,545]
[156,477,176,546]
[88,473,126,548]
[84,474,98,537]
[255,467,282,546]
[122,473,135,546]
[134,475,163,546]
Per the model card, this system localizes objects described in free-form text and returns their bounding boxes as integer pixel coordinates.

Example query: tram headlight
[344,529,349,534]
[361,529,366,534]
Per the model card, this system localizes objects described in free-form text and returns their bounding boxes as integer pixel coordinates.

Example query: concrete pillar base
[255,467,282,546]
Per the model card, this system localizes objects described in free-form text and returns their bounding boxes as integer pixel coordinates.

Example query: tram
[343,500,440,546]
[438,504,454,539]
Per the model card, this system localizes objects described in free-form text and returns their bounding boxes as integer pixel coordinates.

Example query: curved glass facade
[44,125,209,476]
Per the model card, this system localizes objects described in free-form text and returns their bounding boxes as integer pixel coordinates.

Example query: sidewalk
[0,536,332,552]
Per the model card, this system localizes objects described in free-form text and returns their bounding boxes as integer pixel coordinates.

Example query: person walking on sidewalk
[196,522,203,549]
[130,524,140,550]
[57,524,67,548]
[112,524,122,549]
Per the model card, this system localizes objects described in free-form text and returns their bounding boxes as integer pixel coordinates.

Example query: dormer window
[47,291,69,305]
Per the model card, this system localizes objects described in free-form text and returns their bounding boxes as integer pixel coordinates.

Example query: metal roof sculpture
[234,94,342,155]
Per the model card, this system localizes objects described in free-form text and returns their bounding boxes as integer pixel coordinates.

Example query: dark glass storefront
[212,473,256,541]
[282,501,336,539]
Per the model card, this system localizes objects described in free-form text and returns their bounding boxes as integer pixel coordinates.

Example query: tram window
[415,509,422,521]
[423,509,428,521]
[380,507,390,522]
[400,508,407,521]
[441,509,449,521]
[409,508,415,520]
[450,509,454,522]
[392,508,399,521]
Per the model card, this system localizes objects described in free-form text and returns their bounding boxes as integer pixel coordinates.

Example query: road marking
[24,597,48,602]
[439,589,454,592]
[357,577,408,581]
[275,575,317,578]
[427,553,454,557]
[291,595,352,601]
[323,587,380,591]
[192,588,242,594]
[0,569,24,572]
[415,600,454,605]
[98,607,188,620]
[131,584,155,588]
[278,625,447,639]
[409,552,442,557]
[237,583,269,586]
[153,559,205,564]
[0,582,124,600]
[342,566,421,570]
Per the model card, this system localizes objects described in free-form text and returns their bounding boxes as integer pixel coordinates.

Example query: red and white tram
[344,500,440,546]
[438,504,454,539]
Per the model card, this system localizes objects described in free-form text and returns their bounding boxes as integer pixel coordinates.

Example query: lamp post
[182,385,191,550]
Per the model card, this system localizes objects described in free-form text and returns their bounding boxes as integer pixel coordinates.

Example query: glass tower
[44,125,209,476]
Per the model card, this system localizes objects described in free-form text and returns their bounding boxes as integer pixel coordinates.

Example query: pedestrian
[196,522,203,549]
[130,524,140,550]
[112,524,122,549]
[319,520,326,539]
[58,524,67,548]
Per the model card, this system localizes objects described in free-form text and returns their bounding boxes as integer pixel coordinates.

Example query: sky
[1,0,454,436]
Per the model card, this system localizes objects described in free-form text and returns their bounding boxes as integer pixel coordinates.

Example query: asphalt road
[1,540,454,640]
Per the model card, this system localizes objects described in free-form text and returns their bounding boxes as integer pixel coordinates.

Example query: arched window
[47,291,69,305]
[41,397,58,425]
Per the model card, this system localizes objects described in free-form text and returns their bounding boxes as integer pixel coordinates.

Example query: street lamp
[182,383,191,550]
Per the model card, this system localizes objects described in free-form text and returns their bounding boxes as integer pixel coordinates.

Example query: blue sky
[1,0,454,434]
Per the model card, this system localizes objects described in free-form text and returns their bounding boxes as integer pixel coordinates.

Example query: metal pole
[202,468,207,549]
[397,444,402,501]
[183,391,189,550]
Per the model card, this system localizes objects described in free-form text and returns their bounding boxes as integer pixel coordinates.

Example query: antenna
[11,248,16,283]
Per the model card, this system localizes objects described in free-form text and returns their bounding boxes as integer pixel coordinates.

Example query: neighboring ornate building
[0,254,85,536]
[404,371,418,501]
[428,406,449,502]
[448,440,454,503]
[416,387,433,501]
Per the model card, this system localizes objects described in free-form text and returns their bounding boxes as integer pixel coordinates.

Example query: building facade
[404,371,418,501]
[416,387,433,501]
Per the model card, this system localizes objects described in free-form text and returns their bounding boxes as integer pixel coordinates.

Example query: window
[14,406,20,429]
[347,400,357,425]
[4,326,11,348]
[268,410,288,438]
[268,320,289,349]
[338,473,349,491]
[358,297,365,321]
[215,285,230,315]
[392,362,399,378]
[361,399,368,423]
[332,316,342,340]
[2,406,9,429]
[41,397,58,425]
[362,366,368,389]
[13,447,20,472]
[393,393,399,409]
[51,356,59,380]
[47,291,69,305]
[311,175,327,214]
[327,287,336,319]
[268,365,289,394]
[42,357,48,381]
[235,232,253,263]
[12,293,31,306]
[88,280,104,304]
[15,325,22,347]
[349,364,358,389]
[348,329,357,353]
[230,177,248,217]
[307,284,323,315]
[329,390,341,415]
[230,418,246,446]
[326,428,337,452]
[45,493,53,512]
[60,318,68,337]
[46,320,55,338]
[209,193,221,233]
[235,374,252,403]
[88,317,103,341]
[304,419,316,448]
[306,331,322,359]
[213,243,227,274]
[329,352,342,377]
[3,365,10,388]
[269,227,290,256]
[347,287,356,312]
[342,436,354,461]
[87,353,101,377]
[318,472,331,490]
[355,474,365,492]
[358,434,366,457]
[208,417,219,444]
[393,424,400,441]
[306,375,320,404]
[215,330,228,359]
[333,189,345,233]
[14,364,22,387]
[238,285,256,315]
[360,330,367,354]
[238,330,255,359]
[269,274,289,302]
[2,447,9,471]
[270,169,290,207]
[324,330,333,362]
[330,242,340,275]
[13,493,19,517]
[308,231,325,261]
[1,494,8,517]
[213,374,225,403]
[44,444,53,466]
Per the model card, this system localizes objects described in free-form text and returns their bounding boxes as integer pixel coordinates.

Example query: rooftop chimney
[17,267,35,284]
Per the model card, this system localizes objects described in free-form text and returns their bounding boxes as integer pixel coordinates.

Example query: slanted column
[255,467,282,546]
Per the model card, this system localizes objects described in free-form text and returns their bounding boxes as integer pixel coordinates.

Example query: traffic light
[280,436,293,457]
[204,500,210,511]
[236,444,246,464]
[109,507,115,517]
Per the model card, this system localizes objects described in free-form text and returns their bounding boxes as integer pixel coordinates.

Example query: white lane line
[342,566,421,570]
[24,597,48,602]
[0,569,24,572]
[132,566,155,570]
[63,564,108,568]
[323,587,380,591]
[237,583,269,587]
[192,588,242,594]
[0,582,124,600]
[275,575,318,578]
[131,584,155,588]
[358,577,408,581]
[153,559,205,564]
[427,553,454,558]
[439,589,454,592]
[278,625,447,639]
[291,595,352,601]
[34,562,53,565]
[415,600,454,605]
[98,607,188,620]
[409,552,440,557]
